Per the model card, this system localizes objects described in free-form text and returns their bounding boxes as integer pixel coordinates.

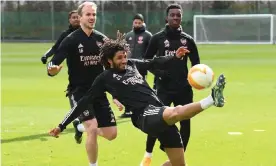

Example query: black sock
[180,119,191,151]
[146,135,157,153]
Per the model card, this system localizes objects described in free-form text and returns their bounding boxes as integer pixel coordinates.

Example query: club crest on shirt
[138,36,143,44]
[180,38,187,46]
[96,41,103,47]
[164,39,170,48]
[129,37,132,40]
[113,74,122,80]
[83,110,89,116]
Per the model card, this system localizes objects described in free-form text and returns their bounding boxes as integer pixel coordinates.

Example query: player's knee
[99,126,117,141]
[84,119,98,136]
[106,132,117,141]
[104,128,117,141]
[86,126,98,136]
[170,105,183,121]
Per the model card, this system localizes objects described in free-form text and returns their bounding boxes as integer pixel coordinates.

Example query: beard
[112,61,126,71]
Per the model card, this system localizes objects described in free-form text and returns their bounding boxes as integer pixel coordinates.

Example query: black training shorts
[68,86,116,128]
[135,105,183,150]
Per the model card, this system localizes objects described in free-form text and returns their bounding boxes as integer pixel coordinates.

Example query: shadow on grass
[1,118,131,144]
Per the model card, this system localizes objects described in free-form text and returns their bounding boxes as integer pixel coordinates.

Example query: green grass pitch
[1,43,276,166]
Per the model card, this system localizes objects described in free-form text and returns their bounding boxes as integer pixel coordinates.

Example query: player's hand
[113,99,124,111]
[48,64,63,76]
[176,46,190,58]
[49,127,61,138]
[41,56,47,64]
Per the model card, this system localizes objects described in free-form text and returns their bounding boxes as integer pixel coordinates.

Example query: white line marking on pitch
[228,132,243,135]
[254,129,265,132]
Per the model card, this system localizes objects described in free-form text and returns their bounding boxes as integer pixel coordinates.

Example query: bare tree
[211,1,233,14]
[3,1,17,11]
[267,1,273,14]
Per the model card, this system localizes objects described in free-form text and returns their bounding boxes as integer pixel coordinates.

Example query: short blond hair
[77,2,97,16]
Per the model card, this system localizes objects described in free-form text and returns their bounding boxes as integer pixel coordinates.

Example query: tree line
[2,1,276,14]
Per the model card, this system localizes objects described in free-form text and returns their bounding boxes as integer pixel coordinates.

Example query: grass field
[1,43,276,166]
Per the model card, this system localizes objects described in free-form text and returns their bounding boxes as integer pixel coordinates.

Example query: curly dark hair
[100,38,129,69]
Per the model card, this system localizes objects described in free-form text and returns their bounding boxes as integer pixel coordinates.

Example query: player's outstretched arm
[188,38,200,66]
[131,46,190,72]
[41,31,68,64]
[49,93,91,137]
[47,62,63,76]
[149,69,172,79]
[47,36,72,76]
[49,74,106,138]
[41,48,54,64]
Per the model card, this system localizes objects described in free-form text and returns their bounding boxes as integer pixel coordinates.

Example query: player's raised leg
[163,74,226,126]
[158,74,225,166]
[212,74,226,107]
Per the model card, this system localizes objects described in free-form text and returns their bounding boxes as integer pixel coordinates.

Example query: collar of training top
[69,24,80,31]
[133,24,146,34]
[164,24,183,36]
[110,67,127,73]
[79,28,95,37]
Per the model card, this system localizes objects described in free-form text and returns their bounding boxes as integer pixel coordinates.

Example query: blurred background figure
[120,13,152,118]
[40,10,79,64]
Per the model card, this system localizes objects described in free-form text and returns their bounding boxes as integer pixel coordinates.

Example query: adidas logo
[78,43,83,48]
